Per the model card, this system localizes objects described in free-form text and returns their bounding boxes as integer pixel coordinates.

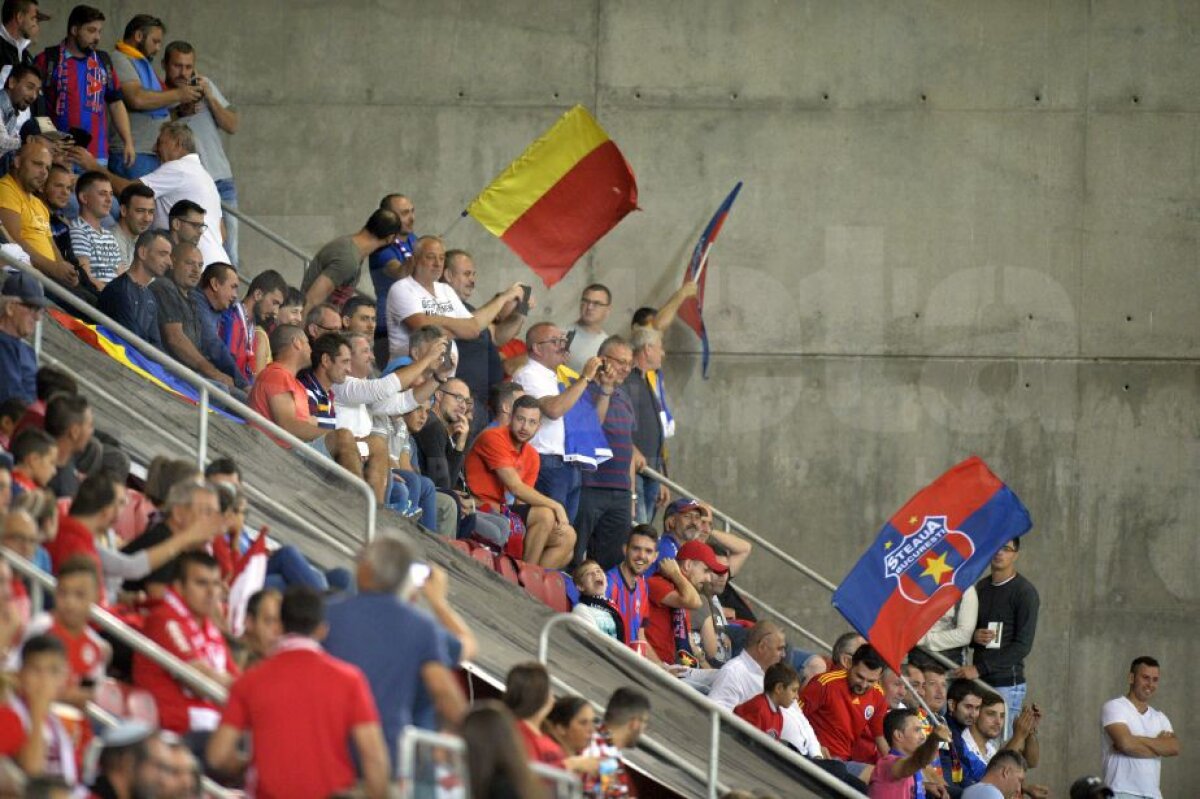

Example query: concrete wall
[41,0,1198,793]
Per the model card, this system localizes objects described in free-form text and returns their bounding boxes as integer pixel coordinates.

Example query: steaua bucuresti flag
[832,456,1032,672]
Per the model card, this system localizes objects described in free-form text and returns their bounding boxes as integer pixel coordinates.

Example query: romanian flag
[50,310,244,423]
[831,456,1032,672]
[466,105,638,287]
[679,182,742,379]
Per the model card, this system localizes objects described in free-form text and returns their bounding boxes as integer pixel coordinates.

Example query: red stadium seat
[494,554,521,585]
[114,488,156,543]
[542,570,571,613]
[93,677,126,717]
[449,539,471,556]
[470,546,494,570]
[126,689,159,727]
[518,562,548,604]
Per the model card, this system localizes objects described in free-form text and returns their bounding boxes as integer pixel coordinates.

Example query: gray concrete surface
[38,1,1199,793]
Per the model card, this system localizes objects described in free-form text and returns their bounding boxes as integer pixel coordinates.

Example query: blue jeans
[109,152,160,180]
[215,178,238,266]
[264,545,327,591]
[534,455,581,523]
[390,470,438,531]
[995,682,1026,742]
[635,471,660,525]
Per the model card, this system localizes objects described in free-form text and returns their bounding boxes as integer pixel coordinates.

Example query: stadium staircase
[17,251,867,798]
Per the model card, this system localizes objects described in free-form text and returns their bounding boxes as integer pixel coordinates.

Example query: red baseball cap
[676,540,728,574]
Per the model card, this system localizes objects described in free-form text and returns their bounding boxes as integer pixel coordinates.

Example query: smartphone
[409,562,430,588]
[189,76,199,86]
[440,344,455,371]
[515,284,532,316]
[564,329,576,352]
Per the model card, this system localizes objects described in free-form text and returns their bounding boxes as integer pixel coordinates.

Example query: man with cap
[0,268,45,403]
[88,720,169,799]
[642,540,717,670]
[646,497,703,577]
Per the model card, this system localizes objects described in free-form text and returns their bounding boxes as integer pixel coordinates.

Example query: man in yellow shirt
[0,138,80,293]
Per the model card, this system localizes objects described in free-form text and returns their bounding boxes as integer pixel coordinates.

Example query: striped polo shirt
[582,383,636,490]
[297,369,337,430]
[68,218,124,283]
[605,565,649,645]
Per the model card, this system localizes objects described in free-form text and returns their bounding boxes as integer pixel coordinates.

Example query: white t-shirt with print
[386,276,469,358]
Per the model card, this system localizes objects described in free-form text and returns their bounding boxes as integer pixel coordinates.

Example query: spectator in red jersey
[578,687,651,798]
[868,708,952,799]
[133,551,237,735]
[463,394,576,568]
[799,643,889,770]
[643,541,711,668]
[603,525,658,655]
[570,559,625,643]
[734,662,824,758]
[849,666,908,767]
[8,428,56,495]
[461,701,548,799]
[502,662,565,768]
[0,635,76,785]
[207,586,390,799]
[22,555,108,710]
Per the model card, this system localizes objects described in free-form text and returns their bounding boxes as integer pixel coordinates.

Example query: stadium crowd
[0,2,1182,798]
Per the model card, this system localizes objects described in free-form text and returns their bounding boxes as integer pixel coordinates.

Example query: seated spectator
[503,662,565,767]
[708,621,788,710]
[300,209,402,311]
[40,163,91,283]
[219,268,287,383]
[829,631,867,672]
[150,241,237,390]
[112,184,156,268]
[960,751,1027,799]
[0,546,27,641]
[8,427,55,495]
[0,66,40,160]
[461,701,547,799]
[0,635,75,784]
[323,538,467,777]
[918,585,978,667]
[692,556,736,668]
[799,644,888,767]
[22,556,108,711]
[603,525,659,654]
[0,270,45,404]
[88,721,168,799]
[543,696,601,779]
[644,542,711,667]
[67,171,123,288]
[734,662,823,758]
[850,667,909,766]
[693,502,753,577]
[42,394,92,499]
[190,261,246,389]
[0,141,80,294]
[340,295,375,336]
[140,456,201,512]
[294,332,368,475]
[133,551,236,734]
[384,403,441,530]
[235,587,280,671]
[275,286,303,328]
[570,559,625,643]
[97,229,171,347]
[869,708,952,799]
[565,283,613,373]
[964,692,1040,776]
[1067,775,1113,799]
[412,376,471,491]
[246,325,351,458]
[578,687,652,797]
[303,301,341,342]
[207,586,389,799]
[463,394,576,568]
[120,479,224,599]
[920,661,949,717]
[488,380,524,429]
[0,398,26,450]
[648,498,703,575]
[384,234,523,359]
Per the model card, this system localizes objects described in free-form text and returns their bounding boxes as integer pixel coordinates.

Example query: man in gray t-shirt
[300,210,404,311]
[109,15,203,179]
[163,40,241,263]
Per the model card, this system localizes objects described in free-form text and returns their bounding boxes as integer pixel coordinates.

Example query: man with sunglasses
[0,268,45,403]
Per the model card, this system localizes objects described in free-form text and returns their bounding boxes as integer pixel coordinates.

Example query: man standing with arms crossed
[1101,656,1179,799]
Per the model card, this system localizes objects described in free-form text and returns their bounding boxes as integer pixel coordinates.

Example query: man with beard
[218,268,286,385]
[150,241,235,389]
[648,498,704,575]
[799,644,890,767]
[603,525,658,656]
[0,139,80,291]
[0,64,40,157]
[190,261,245,389]
[99,228,170,346]
[0,1,50,83]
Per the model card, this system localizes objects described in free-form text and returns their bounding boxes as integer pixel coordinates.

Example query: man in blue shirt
[368,193,416,366]
[98,228,171,347]
[324,538,467,776]
[189,259,246,389]
[0,268,45,403]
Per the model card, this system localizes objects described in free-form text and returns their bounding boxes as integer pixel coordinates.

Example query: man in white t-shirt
[511,321,602,525]
[1101,656,1178,799]
[385,235,523,359]
[75,120,229,265]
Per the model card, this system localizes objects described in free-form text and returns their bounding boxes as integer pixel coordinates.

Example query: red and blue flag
[832,456,1032,672]
[679,181,742,378]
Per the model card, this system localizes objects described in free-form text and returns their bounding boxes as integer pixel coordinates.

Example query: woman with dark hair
[544,695,606,779]
[502,662,565,768]
[462,701,547,799]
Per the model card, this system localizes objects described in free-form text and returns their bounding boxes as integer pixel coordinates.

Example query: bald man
[0,139,79,289]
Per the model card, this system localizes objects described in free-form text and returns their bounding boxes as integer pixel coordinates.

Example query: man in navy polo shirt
[368,193,416,365]
[647,497,705,577]
[190,260,246,389]
[575,334,638,570]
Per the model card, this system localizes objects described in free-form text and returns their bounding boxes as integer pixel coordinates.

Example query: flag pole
[898,672,944,725]
[441,210,469,239]
[691,242,714,283]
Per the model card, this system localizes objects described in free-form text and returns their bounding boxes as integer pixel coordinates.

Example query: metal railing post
[33,315,42,357]
[220,203,312,269]
[197,384,209,470]
[708,710,720,799]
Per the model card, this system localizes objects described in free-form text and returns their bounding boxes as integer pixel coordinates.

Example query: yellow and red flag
[466,105,638,287]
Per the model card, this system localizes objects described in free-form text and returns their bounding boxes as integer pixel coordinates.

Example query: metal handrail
[530,762,583,799]
[8,258,376,545]
[220,203,311,267]
[537,614,860,799]
[639,467,991,685]
[397,726,466,799]
[2,550,227,702]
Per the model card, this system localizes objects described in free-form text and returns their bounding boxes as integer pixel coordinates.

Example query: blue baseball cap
[1,269,48,307]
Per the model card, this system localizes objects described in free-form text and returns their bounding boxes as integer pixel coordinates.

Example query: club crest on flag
[883,516,975,604]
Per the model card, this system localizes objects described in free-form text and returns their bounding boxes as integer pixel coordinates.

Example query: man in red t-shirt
[207,586,389,799]
[463,394,575,568]
[643,540,715,666]
[133,552,237,733]
[24,556,109,710]
[799,643,889,764]
[0,635,77,785]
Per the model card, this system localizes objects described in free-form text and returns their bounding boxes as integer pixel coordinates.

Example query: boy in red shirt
[0,635,77,786]
[25,556,109,710]
[735,661,802,742]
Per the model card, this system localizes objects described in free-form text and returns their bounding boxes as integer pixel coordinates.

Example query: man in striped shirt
[604,525,658,657]
[295,332,360,474]
[68,170,122,287]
